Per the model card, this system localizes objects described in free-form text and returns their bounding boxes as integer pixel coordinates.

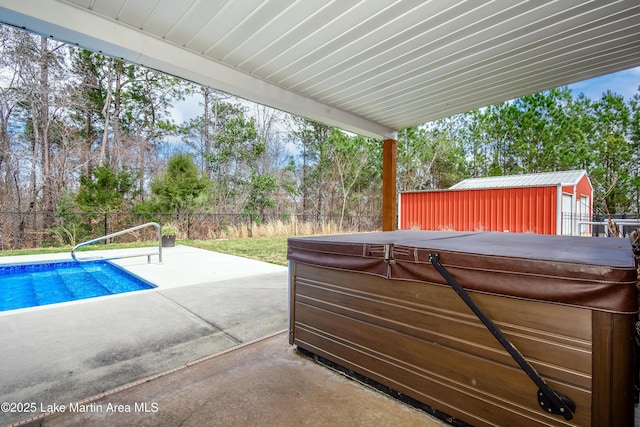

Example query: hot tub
[287,230,638,427]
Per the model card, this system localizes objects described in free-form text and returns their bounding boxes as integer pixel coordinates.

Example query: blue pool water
[0,260,155,312]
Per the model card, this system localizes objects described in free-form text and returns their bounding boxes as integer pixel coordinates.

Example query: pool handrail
[71,222,162,264]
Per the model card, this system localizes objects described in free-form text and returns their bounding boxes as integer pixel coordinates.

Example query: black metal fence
[2,210,637,251]
[0,211,383,250]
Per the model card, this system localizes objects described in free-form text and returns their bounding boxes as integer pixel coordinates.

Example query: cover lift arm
[429,253,576,421]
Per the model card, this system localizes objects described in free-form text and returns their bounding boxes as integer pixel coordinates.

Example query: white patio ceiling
[1,0,639,139]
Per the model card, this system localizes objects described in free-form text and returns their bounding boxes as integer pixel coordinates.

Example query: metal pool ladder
[71,222,163,264]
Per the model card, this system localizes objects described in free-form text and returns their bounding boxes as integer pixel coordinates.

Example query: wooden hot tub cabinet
[287,231,638,427]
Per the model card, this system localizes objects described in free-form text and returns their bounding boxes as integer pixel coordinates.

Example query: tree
[468,88,587,176]
[244,172,277,221]
[462,110,490,178]
[68,49,104,177]
[76,164,138,212]
[138,153,209,218]
[586,91,634,213]
[0,26,69,247]
[182,97,264,213]
[326,130,375,229]
[428,117,468,188]
[252,106,297,216]
[0,25,23,211]
[397,122,466,192]
[629,89,640,214]
[69,51,183,198]
[64,164,139,243]
[290,118,332,219]
[123,68,183,197]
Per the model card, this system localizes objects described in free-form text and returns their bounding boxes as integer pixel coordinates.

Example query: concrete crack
[156,292,243,345]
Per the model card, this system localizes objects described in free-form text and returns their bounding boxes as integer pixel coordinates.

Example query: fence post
[103,212,108,244]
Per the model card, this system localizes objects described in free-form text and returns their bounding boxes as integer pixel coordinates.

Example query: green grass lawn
[182,236,289,266]
[0,236,291,267]
[0,241,155,257]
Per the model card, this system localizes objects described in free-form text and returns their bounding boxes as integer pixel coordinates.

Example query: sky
[567,66,639,100]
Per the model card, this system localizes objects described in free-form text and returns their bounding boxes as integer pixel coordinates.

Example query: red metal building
[399,170,593,235]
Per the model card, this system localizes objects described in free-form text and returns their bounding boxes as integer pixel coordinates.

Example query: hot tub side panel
[289,262,635,427]
[591,310,635,426]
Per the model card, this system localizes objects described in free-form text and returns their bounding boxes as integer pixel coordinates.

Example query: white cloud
[168,94,202,125]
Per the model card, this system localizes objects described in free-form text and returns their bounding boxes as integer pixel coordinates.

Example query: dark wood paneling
[296,276,592,386]
[591,311,635,426]
[290,263,635,426]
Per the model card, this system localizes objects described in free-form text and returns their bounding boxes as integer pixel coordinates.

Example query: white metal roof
[450,170,589,190]
[1,0,639,139]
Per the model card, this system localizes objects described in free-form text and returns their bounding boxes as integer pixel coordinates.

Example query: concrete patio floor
[0,245,446,426]
[17,332,446,427]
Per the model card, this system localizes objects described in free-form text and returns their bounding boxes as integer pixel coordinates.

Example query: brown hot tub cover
[288,230,638,314]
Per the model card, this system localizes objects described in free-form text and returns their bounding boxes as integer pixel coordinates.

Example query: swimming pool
[0,260,155,312]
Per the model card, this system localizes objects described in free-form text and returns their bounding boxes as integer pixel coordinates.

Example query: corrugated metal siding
[575,174,593,198]
[400,186,558,234]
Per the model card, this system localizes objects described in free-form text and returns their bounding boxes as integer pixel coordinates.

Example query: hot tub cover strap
[429,252,576,421]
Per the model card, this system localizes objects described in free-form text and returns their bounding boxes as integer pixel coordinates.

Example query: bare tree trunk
[38,37,54,215]
[138,70,157,198]
[99,59,113,166]
[202,86,211,179]
[0,103,14,210]
[84,107,93,177]
[112,66,123,169]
